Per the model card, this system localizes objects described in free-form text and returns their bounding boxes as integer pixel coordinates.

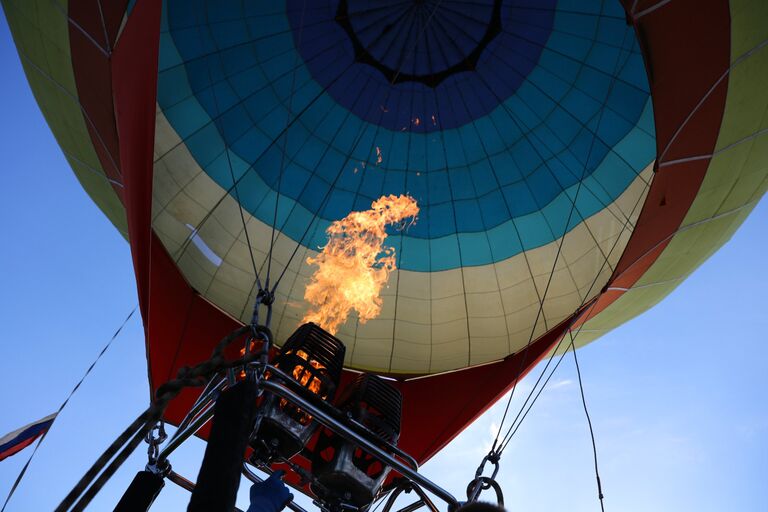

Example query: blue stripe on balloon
[157,0,655,272]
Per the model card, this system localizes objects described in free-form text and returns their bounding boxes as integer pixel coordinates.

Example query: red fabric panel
[68,1,123,197]
[69,0,127,52]
[145,232,197,396]
[110,0,162,322]
[595,0,731,307]
[103,1,131,48]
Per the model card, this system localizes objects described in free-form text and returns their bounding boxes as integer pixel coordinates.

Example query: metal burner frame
[155,359,458,512]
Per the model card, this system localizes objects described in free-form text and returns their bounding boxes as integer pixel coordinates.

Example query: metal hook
[145,421,168,470]
[474,454,500,481]
[251,288,275,330]
[467,454,501,503]
[465,477,504,507]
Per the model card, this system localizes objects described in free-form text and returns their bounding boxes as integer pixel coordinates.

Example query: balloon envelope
[4,0,767,462]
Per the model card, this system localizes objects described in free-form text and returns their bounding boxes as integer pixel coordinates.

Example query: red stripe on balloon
[580,0,731,325]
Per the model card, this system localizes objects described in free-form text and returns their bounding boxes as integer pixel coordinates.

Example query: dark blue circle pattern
[346,0,498,79]
[289,0,554,132]
[157,0,655,272]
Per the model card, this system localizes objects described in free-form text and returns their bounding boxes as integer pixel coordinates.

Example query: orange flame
[239,347,247,379]
[302,194,419,334]
[278,349,327,424]
[288,349,325,395]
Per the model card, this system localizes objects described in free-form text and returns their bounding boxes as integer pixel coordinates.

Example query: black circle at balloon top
[286,0,556,133]
[336,0,502,88]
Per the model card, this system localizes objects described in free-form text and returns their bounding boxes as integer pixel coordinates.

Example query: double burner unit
[156,321,459,512]
[249,322,405,510]
[153,321,458,512]
[250,323,402,508]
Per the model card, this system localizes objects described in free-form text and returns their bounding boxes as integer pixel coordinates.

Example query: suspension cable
[54,325,271,511]
[200,14,263,295]
[1,307,137,512]
[472,17,638,507]
[485,10,635,461]
[570,334,606,512]
[266,0,308,289]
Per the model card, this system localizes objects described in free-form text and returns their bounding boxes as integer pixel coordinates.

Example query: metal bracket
[381,481,440,512]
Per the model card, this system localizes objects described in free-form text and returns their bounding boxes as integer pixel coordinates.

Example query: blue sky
[1,11,766,512]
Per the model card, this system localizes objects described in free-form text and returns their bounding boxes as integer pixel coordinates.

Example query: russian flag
[0,414,56,462]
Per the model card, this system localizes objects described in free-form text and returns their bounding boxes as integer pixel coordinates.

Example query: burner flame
[302,194,419,334]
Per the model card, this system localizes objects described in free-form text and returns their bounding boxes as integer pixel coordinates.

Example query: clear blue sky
[1,11,766,512]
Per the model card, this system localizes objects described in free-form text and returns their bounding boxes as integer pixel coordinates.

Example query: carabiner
[474,453,500,481]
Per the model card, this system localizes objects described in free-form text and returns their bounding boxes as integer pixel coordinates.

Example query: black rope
[54,325,271,512]
[465,15,636,505]
[167,49,360,284]
[200,13,263,295]
[570,334,606,512]
[478,329,605,510]
[268,69,381,295]
[486,82,597,459]
[488,11,635,459]
[495,166,653,459]
[266,0,308,289]
[169,35,364,315]
[495,324,607,505]
[500,333,572,444]
[495,154,649,451]
[495,142,651,457]
[1,307,137,512]
[56,410,157,512]
[443,38,645,425]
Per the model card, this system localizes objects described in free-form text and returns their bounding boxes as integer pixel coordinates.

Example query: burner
[311,374,403,508]
[251,323,346,461]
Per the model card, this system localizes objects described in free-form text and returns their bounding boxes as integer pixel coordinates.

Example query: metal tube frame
[380,481,440,512]
[157,398,217,463]
[156,363,459,512]
[166,469,246,512]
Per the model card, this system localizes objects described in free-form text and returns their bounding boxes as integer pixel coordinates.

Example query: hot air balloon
[3,0,767,509]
